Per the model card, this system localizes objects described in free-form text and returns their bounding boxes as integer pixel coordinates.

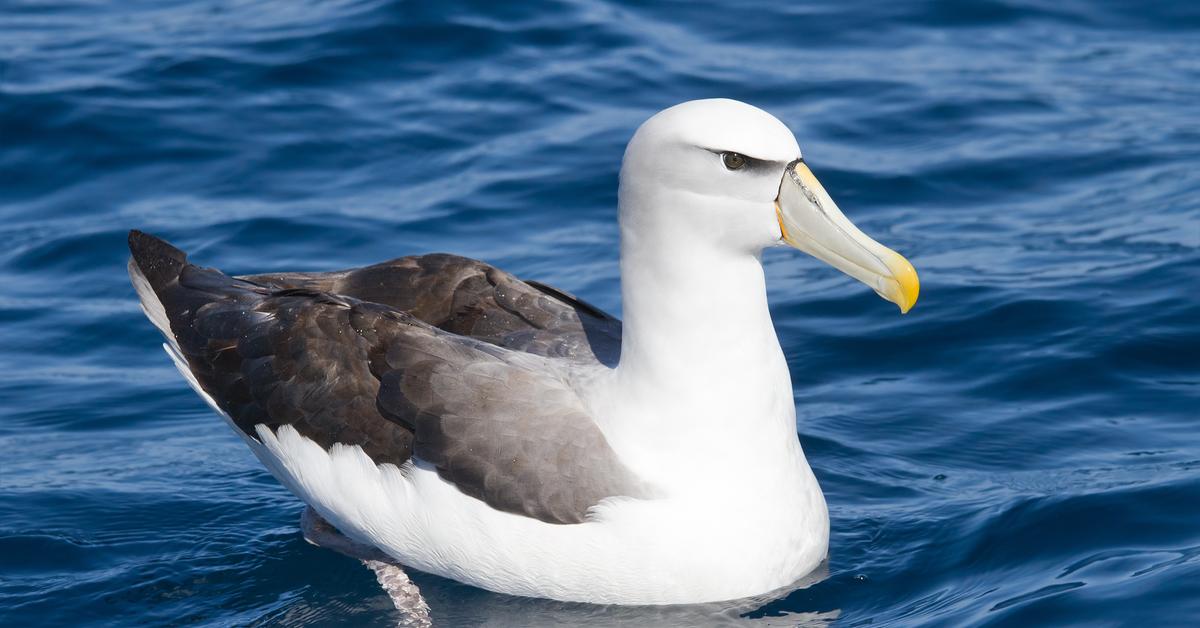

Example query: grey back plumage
[128,231,639,524]
[243,253,622,367]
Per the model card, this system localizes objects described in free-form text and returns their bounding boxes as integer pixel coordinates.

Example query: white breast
[247,417,827,605]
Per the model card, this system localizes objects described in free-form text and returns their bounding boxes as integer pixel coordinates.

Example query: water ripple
[2,0,1198,625]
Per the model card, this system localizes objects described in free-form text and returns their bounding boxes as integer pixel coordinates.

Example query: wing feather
[129,231,640,524]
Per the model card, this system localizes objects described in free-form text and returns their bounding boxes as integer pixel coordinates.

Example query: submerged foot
[300,507,431,627]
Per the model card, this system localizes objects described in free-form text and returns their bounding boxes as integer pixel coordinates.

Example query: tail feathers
[128,230,187,290]
[129,230,276,345]
[128,230,188,342]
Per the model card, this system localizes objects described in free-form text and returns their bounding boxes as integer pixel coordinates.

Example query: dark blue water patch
[3,0,1200,625]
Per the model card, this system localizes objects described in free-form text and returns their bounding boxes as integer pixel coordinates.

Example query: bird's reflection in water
[407,560,836,628]
[299,507,838,627]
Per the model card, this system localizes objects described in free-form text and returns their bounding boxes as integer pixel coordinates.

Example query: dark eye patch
[705,148,781,175]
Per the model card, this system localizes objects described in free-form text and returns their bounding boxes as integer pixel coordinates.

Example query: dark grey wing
[127,234,413,466]
[243,254,622,367]
[128,231,640,524]
[367,317,641,524]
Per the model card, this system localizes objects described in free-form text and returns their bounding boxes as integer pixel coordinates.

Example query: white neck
[616,236,779,396]
[601,184,801,478]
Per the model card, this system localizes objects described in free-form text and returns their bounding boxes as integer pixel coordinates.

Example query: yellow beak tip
[888,252,920,314]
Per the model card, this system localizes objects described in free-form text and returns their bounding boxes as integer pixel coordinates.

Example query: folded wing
[128,231,640,524]
[242,253,621,367]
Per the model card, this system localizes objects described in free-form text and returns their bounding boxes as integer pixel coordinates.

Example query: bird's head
[619,98,918,313]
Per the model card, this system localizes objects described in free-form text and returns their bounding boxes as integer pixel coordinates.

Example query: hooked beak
[775,159,919,313]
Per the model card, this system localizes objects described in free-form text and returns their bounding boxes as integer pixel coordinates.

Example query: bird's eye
[721,152,747,170]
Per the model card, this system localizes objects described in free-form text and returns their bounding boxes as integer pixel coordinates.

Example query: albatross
[128,98,918,606]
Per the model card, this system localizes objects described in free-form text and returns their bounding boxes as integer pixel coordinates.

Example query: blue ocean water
[2,0,1198,625]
